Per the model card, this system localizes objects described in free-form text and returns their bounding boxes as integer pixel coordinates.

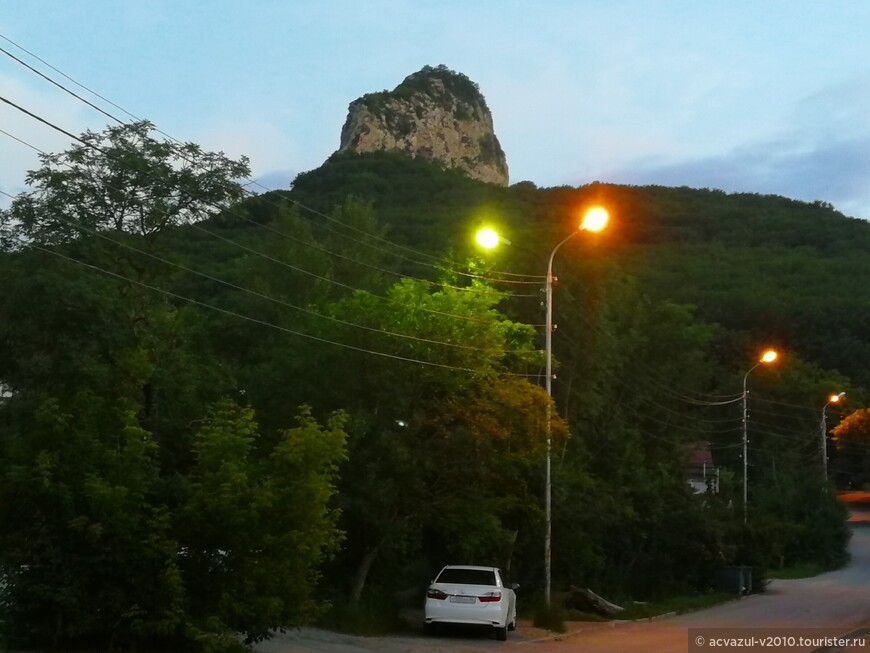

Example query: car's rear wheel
[494,624,508,641]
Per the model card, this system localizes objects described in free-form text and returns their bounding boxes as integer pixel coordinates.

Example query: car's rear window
[436,568,497,586]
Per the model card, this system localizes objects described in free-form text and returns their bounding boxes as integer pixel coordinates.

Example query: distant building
[687,443,719,494]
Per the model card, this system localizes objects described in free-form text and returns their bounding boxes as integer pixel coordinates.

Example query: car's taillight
[478,592,502,602]
[426,588,449,600]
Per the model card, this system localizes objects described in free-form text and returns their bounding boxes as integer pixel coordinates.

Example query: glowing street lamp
[742,349,779,522]
[821,392,845,480]
[580,206,609,233]
[475,227,507,250]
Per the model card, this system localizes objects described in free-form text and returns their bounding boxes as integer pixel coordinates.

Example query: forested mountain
[0,126,865,651]
[290,150,870,390]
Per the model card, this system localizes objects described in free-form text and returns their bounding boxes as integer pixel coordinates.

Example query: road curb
[515,627,586,645]
[628,610,678,622]
[515,611,679,644]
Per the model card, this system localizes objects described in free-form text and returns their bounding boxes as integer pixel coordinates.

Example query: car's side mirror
[510,583,520,590]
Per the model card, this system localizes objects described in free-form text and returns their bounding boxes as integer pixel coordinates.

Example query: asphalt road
[258,523,870,653]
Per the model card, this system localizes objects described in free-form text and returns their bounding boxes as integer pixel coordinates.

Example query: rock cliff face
[338,65,509,186]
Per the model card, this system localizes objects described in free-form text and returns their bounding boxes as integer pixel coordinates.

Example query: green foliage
[767,562,825,579]
[360,64,488,115]
[0,394,183,649]
[741,472,850,572]
[309,274,563,603]
[0,124,347,651]
[4,120,249,248]
[286,153,865,614]
[0,395,348,651]
[179,401,348,646]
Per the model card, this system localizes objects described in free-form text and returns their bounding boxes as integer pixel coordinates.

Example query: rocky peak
[338,65,509,186]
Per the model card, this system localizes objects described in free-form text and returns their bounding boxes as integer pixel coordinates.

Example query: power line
[28,242,539,377]
[0,189,528,357]
[0,96,536,308]
[0,44,125,124]
[261,186,547,283]
[552,275,745,404]
[0,32,136,124]
[0,126,42,153]
[0,31,546,288]
[0,108,533,326]
[554,329,745,426]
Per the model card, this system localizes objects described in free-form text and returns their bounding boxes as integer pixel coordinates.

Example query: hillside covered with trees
[0,124,866,651]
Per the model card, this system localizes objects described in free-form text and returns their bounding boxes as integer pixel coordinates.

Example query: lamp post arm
[547,232,580,280]
[743,362,761,391]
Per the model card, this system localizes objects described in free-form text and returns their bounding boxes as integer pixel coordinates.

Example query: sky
[2,1,870,219]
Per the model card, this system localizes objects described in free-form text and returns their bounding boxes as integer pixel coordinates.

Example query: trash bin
[715,566,751,594]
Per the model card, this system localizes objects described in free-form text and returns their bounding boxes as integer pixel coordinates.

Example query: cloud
[249,169,297,193]
[605,134,870,219]
[603,75,870,219]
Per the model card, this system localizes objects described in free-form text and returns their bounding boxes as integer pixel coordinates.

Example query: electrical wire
[0,44,126,125]
[551,277,745,405]
[553,331,745,427]
[0,110,536,326]
[0,32,546,287]
[258,185,547,282]
[27,241,540,377]
[0,102,521,302]
[0,194,536,371]
[0,189,528,357]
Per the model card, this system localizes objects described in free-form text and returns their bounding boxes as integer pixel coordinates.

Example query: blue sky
[2,1,869,218]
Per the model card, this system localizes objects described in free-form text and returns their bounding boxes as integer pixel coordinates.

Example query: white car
[423,565,518,641]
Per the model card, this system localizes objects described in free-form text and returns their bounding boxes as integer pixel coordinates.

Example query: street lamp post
[543,206,608,605]
[741,349,778,523]
[474,206,608,606]
[820,392,845,480]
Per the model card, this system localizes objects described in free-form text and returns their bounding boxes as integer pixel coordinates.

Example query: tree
[305,275,565,605]
[0,121,251,446]
[0,123,352,650]
[3,120,249,249]
[544,263,735,597]
[0,393,183,649]
[831,408,870,488]
[179,400,348,648]
[0,395,348,651]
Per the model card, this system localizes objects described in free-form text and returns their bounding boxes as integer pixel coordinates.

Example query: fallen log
[565,585,625,615]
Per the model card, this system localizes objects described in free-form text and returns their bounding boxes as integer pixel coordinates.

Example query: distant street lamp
[474,205,609,605]
[821,392,845,481]
[742,349,778,523]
